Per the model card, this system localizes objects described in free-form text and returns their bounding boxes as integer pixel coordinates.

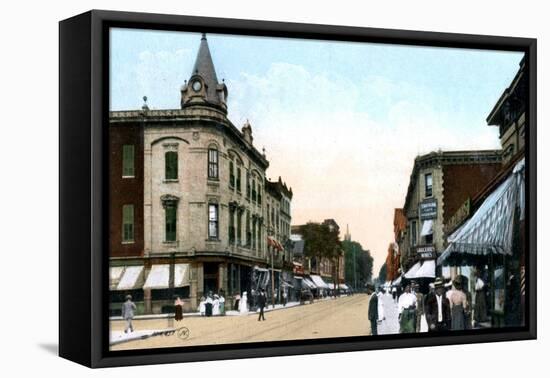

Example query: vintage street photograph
[108,28,527,351]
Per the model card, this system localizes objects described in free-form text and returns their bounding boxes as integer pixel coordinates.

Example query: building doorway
[203,262,219,294]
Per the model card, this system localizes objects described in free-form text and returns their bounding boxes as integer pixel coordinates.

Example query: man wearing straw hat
[425,278,451,332]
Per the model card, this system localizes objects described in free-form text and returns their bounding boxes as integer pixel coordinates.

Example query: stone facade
[108,34,293,314]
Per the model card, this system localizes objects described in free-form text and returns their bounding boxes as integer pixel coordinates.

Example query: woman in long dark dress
[174,296,184,321]
[449,280,468,331]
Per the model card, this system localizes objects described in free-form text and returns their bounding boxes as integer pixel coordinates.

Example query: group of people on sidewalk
[198,291,226,317]
[397,276,486,333]
[233,289,269,320]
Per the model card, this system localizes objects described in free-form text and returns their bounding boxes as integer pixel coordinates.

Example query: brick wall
[442,163,502,225]
[109,124,144,257]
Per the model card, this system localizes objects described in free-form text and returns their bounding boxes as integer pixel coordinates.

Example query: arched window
[208,147,219,179]
[236,167,242,192]
[165,151,178,180]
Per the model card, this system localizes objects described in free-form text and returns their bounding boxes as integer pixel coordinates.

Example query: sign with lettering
[419,198,437,220]
[443,198,470,235]
[414,245,437,260]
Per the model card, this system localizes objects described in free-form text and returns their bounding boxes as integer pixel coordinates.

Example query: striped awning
[438,158,525,266]
[302,277,316,289]
[267,236,284,251]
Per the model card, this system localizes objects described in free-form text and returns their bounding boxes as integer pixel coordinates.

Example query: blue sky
[110,28,523,272]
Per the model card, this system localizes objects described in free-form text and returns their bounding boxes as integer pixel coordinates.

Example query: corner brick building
[109,34,292,314]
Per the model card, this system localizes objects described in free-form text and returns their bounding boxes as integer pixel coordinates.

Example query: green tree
[300,222,342,291]
[342,240,374,289]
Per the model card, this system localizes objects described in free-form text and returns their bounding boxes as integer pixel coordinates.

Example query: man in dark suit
[258,289,267,321]
[366,284,378,335]
[425,278,451,332]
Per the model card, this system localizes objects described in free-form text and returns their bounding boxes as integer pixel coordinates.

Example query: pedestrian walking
[234,294,240,312]
[283,290,288,306]
[474,272,488,325]
[121,294,137,333]
[366,284,378,335]
[205,292,213,317]
[398,284,417,333]
[425,278,451,332]
[212,294,220,316]
[258,289,267,321]
[174,295,184,321]
[239,291,249,314]
[198,296,206,316]
[219,293,226,315]
[412,281,425,333]
[448,277,468,331]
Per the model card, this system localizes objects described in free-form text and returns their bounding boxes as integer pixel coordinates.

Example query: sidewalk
[110,295,346,321]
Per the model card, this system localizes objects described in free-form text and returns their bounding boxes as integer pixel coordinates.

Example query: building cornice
[403,150,502,212]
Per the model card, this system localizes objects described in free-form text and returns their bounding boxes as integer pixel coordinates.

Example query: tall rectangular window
[165,206,177,242]
[208,204,219,239]
[236,167,242,192]
[252,179,257,202]
[425,173,433,197]
[122,145,135,177]
[229,161,235,188]
[165,151,178,180]
[122,204,134,242]
[411,220,417,247]
[208,148,219,179]
[246,172,251,198]
[228,207,235,244]
[258,185,262,205]
[237,210,242,245]
[246,210,251,247]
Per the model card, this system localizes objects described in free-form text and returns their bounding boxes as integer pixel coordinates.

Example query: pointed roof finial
[142,95,149,111]
[201,33,207,40]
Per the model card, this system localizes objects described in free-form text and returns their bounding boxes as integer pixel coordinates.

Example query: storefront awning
[267,236,284,251]
[142,264,190,290]
[302,277,315,289]
[438,158,525,266]
[392,276,402,286]
[415,260,436,278]
[340,284,349,290]
[310,274,329,289]
[421,219,434,236]
[404,262,421,279]
[110,266,125,290]
[116,265,145,291]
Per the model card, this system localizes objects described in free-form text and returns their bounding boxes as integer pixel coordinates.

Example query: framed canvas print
[59,10,537,368]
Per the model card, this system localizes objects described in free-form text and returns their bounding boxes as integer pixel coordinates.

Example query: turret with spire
[181,33,228,113]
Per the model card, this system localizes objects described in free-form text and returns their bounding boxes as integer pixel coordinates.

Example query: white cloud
[225,61,501,273]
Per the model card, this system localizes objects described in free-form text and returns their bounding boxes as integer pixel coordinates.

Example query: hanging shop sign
[419,198,438,220]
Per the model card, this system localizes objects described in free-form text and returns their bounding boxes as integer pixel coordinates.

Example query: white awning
[310,275,329,289]
[438,158,525,265]
[110,266,125,290]
[143,264,190,290]
[116,266,144,291]
[415,260,436,278]
[421,219,434,236]
[404,262,421,279]
[392,276,402,286]
[340,284,349,290]
[302,277,316,289]
[326,283,335,290]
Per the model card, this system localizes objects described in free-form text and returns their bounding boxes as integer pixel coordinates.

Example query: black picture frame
[59,9,537,368]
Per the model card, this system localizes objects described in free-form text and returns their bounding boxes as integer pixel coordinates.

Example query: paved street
[110,294,371,351]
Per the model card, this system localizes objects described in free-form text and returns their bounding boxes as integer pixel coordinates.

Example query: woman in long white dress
[239,291,249,314]
[212,294,220,316]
